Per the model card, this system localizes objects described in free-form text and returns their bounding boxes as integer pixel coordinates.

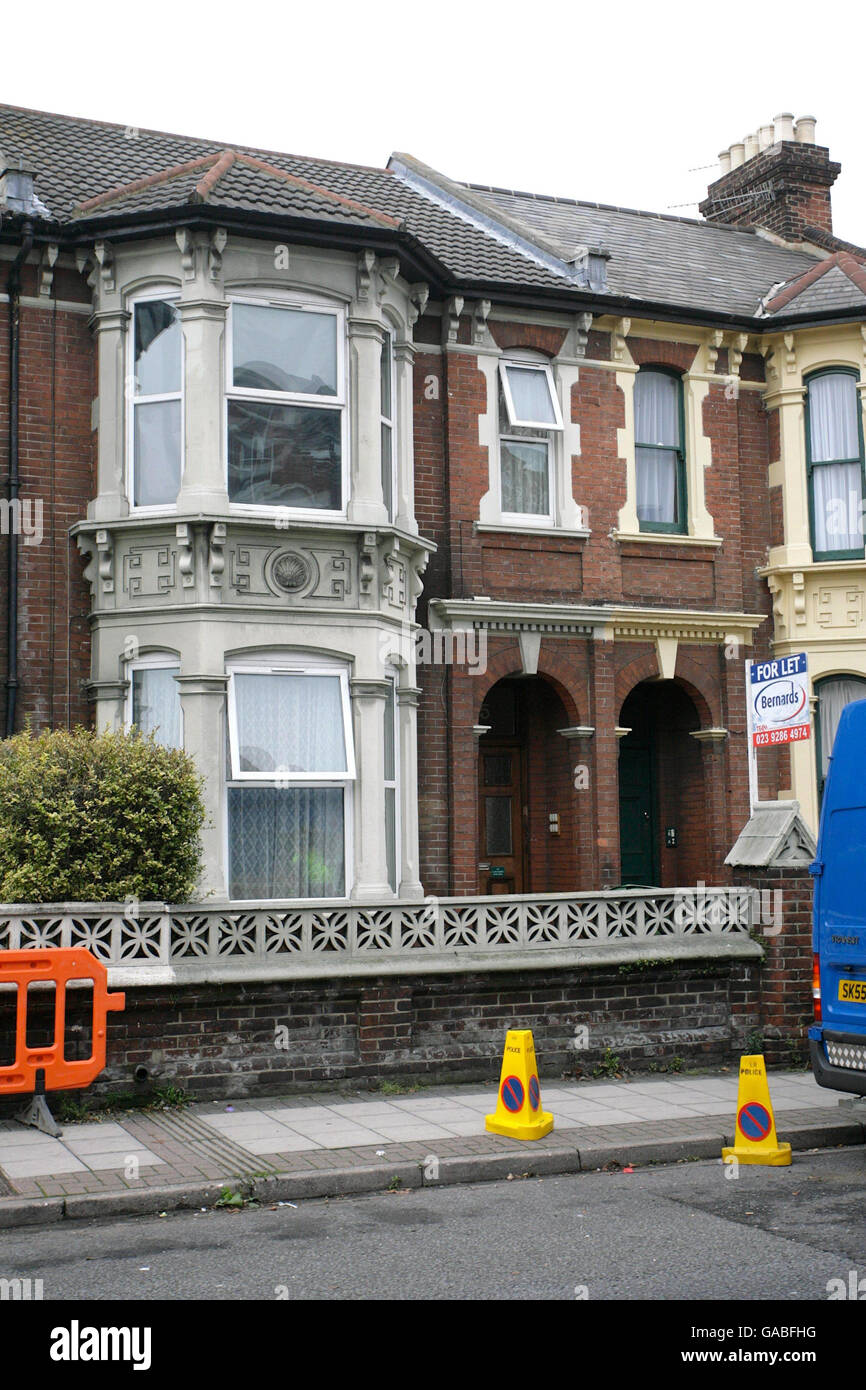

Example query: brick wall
[0,955,761,1104]
[0,261,94,733]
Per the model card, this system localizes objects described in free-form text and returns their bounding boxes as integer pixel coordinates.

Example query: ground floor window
[226,664,354,899]
[816,675,866,801]
[127,657,182,748]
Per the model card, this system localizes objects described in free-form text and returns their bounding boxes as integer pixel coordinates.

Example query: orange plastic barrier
[0,948,125,1094]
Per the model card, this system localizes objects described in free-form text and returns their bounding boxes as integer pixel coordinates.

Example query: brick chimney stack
[699,114,840,243]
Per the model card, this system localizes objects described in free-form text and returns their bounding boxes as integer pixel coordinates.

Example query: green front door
[618,734,658,885]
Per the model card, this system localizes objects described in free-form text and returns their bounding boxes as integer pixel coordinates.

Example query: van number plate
[838,980,866,1004]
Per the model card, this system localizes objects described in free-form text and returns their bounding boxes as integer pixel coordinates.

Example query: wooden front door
[478,744,525,894]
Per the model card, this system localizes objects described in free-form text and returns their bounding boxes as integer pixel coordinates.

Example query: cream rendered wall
[762,322,866,831]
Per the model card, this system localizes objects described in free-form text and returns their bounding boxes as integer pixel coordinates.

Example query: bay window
[227,298,345,512]
[130,296,182,508]
[634,368,686,532]
[806,370,865,560]
[226,664,355,899]
[498,357,562,521]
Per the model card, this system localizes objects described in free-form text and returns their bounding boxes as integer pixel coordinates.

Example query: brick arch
[475,652,582,727]
[615,649,716,727]
[628,336,700,374]
[489,322,567,357]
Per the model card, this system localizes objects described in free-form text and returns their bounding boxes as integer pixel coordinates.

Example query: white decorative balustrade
[0,887,761,984]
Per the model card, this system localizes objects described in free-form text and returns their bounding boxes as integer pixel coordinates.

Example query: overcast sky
[5,1,864,244]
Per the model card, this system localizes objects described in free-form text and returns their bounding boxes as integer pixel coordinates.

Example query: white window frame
[124,653,183,747]
[380,326,397,522]
[499,359,563,431]
[497,354,559,527]
[224,659,356,903]
[384,669,400,893]
[126,290,184,514]
[225,294,348,520]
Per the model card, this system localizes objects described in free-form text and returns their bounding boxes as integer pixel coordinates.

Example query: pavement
[0,1068,863,1228]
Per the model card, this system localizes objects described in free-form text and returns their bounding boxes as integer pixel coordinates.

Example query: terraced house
[0,105,863,1090]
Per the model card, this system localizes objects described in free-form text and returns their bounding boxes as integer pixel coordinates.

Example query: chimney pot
[774,112,795,143]
[744,132,759,161]
[718,149,732,175]
[758,124,775,151]
[729,142,745,170]
[795,115,817,144]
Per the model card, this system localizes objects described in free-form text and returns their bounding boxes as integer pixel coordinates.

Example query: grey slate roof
[0,104,575,293]
[465,183,821,318]
[2,102,865,322]
[766,262,866,316]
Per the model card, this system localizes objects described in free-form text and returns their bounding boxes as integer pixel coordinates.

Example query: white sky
[5,0,865,244]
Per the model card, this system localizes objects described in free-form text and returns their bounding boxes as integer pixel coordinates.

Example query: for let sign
[749,653,811,747]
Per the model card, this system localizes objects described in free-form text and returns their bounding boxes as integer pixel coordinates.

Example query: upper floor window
[381,328,396,521]
[634,368,686,533]
[806,369,865,561]
[498,357,562,522]
[227,298,346,513]
[126,655,182,749]
[130,296,182,508]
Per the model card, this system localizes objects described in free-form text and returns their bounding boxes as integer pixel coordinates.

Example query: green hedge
[0,726,206,903]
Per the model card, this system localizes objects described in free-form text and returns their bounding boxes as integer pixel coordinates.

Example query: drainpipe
[5,217,35,736]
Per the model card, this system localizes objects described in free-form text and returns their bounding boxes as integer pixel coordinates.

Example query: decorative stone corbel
[359,531,377,596]
[443,295,464,345]
[75,533,97,598]
[471,299,492,346]
[381,537,407,607]
[728,332,749,378]
[377,257,401,299]
[705,328,724,373]
[408,282,429,328]
[612,317,631,362]
[175,523,195,588]
[767,574,786,637]
[573,311,593,358]
[783,332,797,375]
[761,339,779,386]
[95,528,114,593]
[792,570,806,626]
[175,228,196,281]
[93,241,114,293]
[208,521,226,588]
[357,249,377,303]
[38,243,59,297]
[208,228,227,282]
[408,553,427,613]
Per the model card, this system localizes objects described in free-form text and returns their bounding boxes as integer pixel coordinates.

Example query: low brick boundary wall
[0,955,765,1105]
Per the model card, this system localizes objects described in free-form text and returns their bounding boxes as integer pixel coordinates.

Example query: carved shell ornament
[272,551,310,593]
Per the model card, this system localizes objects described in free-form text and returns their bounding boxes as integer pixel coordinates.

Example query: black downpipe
[5,219,34,737]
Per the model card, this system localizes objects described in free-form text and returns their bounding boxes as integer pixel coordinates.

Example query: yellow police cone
[485,1029,554,1140]
[721,1054,791,1166]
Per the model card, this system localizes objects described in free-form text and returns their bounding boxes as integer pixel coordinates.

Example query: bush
[0,725,206,903]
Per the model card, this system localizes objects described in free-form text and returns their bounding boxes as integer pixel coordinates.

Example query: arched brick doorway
[618,680,708,887]
[477,675,577,894]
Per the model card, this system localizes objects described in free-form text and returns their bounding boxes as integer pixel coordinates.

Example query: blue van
[809,698,866,1095]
